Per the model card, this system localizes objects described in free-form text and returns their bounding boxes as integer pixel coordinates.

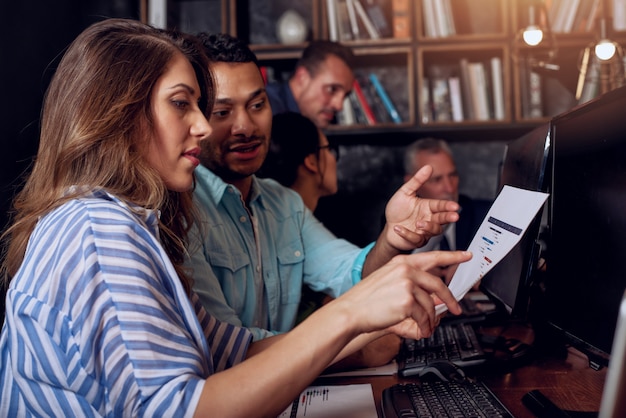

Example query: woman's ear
[303,153,320,174]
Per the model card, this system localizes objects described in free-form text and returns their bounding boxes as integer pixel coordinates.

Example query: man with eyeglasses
[187,33,462,370]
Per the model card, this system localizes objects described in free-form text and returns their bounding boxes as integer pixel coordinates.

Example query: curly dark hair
[196,32,258,64]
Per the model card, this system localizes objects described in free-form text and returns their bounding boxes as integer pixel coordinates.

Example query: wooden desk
[480,347,606,417]
[315,326,607,417]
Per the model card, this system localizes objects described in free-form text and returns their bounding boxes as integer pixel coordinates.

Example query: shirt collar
[68,187,160,235]
[194,164,265,208]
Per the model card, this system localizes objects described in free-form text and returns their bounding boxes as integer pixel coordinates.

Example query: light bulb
[595,39,617,60]
[523,26,543,46]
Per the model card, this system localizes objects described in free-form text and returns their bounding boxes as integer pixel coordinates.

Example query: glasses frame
[317,143,340,161]
[317,142,339,161]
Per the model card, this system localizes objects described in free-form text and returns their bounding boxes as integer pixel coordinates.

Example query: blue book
[368,73,402,124]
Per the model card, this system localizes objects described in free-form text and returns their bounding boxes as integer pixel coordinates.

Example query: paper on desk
[435,185,549,316]
[278,384,377,418]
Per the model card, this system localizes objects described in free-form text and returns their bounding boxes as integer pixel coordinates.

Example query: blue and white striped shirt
[0,190,252,417]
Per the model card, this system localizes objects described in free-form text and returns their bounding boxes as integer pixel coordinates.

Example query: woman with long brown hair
[0,18,469,417]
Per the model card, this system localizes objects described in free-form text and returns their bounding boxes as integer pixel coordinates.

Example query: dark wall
[1,1,140,233]
[0,0,140,320]
[315,140,508,247]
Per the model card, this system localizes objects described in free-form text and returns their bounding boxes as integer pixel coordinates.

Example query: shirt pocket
[277,240,305,304]
[207,249,251,313]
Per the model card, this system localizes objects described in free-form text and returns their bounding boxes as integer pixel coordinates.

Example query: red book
[352,79,377,125]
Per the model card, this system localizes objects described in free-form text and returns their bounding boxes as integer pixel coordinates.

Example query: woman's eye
[172,100,190,109]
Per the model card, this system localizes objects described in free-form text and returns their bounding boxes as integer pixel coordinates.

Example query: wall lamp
[522,4,544,46]
[595,17,619,60]
[576,15,625,102]
[513,0,559,71]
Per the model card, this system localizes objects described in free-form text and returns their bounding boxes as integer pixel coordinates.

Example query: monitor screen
[543,86,626,369]
[479,122,551,319]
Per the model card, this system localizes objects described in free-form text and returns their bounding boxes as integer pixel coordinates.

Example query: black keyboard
[382,381,514,418]
[398,322,486,377]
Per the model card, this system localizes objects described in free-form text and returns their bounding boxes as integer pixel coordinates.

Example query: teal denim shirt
[188,165,372,341]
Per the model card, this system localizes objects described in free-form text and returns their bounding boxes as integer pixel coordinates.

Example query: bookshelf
[141,0,626,142]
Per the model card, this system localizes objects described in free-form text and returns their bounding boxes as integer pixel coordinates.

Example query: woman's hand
[332,250,472,340]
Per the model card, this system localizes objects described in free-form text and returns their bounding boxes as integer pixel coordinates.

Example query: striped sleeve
[1,195,251,417]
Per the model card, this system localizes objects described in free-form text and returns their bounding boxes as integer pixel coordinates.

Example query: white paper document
[278,384,377,418]
[436,185,549,315]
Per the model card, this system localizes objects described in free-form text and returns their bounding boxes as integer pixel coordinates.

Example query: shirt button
[256,265,261,272]
[294,250,301,257]
[239,216,246,223]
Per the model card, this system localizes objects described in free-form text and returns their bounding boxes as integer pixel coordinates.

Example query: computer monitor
[542,85,626,369]
[479,122,551,319]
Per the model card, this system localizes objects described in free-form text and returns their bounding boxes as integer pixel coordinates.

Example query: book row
[421,57,505,124]
[325,0,410,42]
[337,72,403,126]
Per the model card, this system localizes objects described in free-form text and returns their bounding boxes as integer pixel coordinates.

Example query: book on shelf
[585,0,602,31]
[148,0,167,28]
[420,78,432,124]
[431,0,448,37]
[326,0,339,41]
[352,79,377,124]
[336,0,354,41]
[528,70,544,118]
[571,0,600,32]
[368,73,402,123]
[424,0,455,37]
[391,0,410,38]
[353,0,381,39]
[345,0,361,39]
[361,0,392,38]
[458,58,475,120]
[448,76,464,122]
[614,0,626,31]
[440,0,456,36]
[549,0,567,32]
[490,57,505,120]
[518,58,544,118]
[519,60,530,118]
[260,66,269,85]
[260,66,283,85]
[550,0,587,33]
[467,62,490,121]
[421,0,438,37]
[561,0,581,32]
[482,60,495,119]
[338,95,356,125]
[348,91,370,125]
[359,74,391,123]
[577,53,602,104]
[430,77,452,122]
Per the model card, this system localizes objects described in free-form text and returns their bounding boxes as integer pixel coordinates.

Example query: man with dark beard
[186,33,463,370]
